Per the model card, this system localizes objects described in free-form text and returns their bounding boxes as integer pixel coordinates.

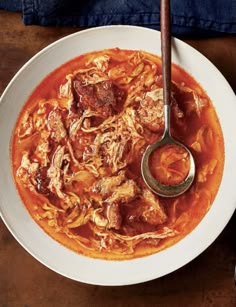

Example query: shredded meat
[197,159,218,183]
[47,145,65,199]
[17,112,34,138]
[16,152,39,191]
[92,209,108,227]
[72,76,126,117]
[106,203,122,229]
[141,190,167,225]
[105,180,140,204]
[92,171,126,196]
[138,88,164,132]
[47,110,67,142]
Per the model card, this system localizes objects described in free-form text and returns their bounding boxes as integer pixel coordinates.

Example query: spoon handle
[161,0,171,106]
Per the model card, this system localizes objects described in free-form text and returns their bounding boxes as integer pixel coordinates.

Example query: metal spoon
[141,0,195,197]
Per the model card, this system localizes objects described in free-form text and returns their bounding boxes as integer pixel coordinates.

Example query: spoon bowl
[141,115,196,197]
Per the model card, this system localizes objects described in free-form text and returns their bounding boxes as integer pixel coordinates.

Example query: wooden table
[0,11,236,307]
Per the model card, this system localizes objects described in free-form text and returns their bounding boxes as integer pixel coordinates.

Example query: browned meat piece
[72,75,126,117]
[106,203,122,229]
[172,81,208,117]
[105,180,140,204]
[92,170,126,196]
[141,189,167,225]
[126,189,167,226]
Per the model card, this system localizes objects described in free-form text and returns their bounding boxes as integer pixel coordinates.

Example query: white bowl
[0,26,236,286]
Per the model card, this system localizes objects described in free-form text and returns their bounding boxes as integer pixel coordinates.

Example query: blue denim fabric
[0,0,22,11]
[1,0,236,36]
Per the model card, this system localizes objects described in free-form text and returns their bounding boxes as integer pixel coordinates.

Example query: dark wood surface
[0,11,236,307]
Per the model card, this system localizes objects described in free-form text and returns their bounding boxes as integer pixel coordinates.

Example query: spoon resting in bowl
[141,0,195,197]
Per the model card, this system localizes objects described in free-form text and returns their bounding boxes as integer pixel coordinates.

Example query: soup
[11,49,224,260]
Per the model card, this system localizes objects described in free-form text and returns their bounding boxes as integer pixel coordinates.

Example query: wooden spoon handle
[161,0,171,106]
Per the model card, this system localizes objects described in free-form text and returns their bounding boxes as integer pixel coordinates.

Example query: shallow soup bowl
[0,26,236,286]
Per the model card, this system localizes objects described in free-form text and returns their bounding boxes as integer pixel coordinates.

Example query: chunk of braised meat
[72,75,126,117]
[138,88,183,133]
[126,190,167,226]
[106,203,122,230]
[35,167,51,196]
[141,189,167,225]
